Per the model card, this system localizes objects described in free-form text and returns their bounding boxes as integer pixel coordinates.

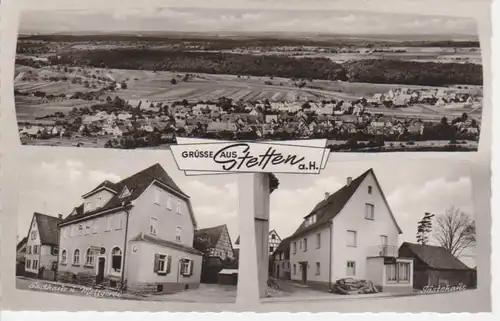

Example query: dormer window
[119,186,131,199]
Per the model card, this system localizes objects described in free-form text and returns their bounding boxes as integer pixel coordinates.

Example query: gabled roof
[32,212,62,246]
[82,180,117,198]
[399,242,472,270]
[194,224,228,249]
[60,163,192,226]
[273,236,292,255]
[17,236,28,252]
[290,168,402,239]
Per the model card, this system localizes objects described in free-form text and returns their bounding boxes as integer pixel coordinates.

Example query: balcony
[367,245,398,258]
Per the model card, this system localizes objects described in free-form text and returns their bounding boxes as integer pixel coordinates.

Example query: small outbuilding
[218,269,238,286]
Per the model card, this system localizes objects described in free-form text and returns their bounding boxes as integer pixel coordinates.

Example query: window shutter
[153,254,159,273]
[188,260,194,276]
[166,255,172,274]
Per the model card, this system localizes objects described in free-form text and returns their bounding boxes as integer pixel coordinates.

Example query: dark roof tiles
[399,242,472,270]
[34,212,62,246]
[61,163,188,225]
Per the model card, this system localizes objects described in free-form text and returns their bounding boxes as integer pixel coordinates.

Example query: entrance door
[96,257,105,284]
[301,262,307,283]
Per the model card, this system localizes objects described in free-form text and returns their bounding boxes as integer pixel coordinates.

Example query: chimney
[58,214,63,219]
[324,192,330,200]
[347,177,353,186]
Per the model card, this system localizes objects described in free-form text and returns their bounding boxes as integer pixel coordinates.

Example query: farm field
[14,67,483,124]
[198,46,482,64]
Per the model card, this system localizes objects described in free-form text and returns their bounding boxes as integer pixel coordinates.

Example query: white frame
[175,225,182,242]
[149,216,158,235]
[156,252,169,274]
[347,230,357,247]
[85,248,95,267]
[73,249,81,265]
[60,249,67,264]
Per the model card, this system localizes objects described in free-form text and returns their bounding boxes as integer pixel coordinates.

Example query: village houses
[56,163,203,294]
[287,169,414,293]
[24,212,62,279]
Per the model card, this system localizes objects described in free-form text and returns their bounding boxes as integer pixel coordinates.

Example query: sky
[16,148,239,245]
[269,159,475,248]
[19,7,478,37]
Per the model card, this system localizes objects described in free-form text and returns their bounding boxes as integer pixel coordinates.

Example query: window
[299,240,302,249]
[93,220,98,234]
[293,242,297,254]
[368,186,373,194]
[119,186,131,199]
[70,225,75,237]
[61,250,67,264]
[176,203,181,215]
[166,196,172,210]
[149,217,158,235]
[33,245,39,254]
[85,248,95,266]
[78,224,83,235]
[155,254,171,274]
[31,230,37,240]
[398,263,410,282]
[33,260,38,270]
[386,263,411,283]
[27,246,32,254]
[176,226,182,242]
[365,203,375,220]
[347,230,357,247]
[380,235,388,246]
[154,188,161,205]
[180,258,194,276]
[303,238,308,252]
[271,234,276,240]
[293,264,296,275]
[115,216,123,230]
[269,246,274,253]
[85,222,91,235]
[106,217,112,231]
[111,247,122,273]
[51,246,59,256]
[26,259,32,269]
[73,249,81,265]
[316,262,321,275]
[347,261,356,276]
[386,264,397,281]
[316,233,321,249]
[282,262,285,268]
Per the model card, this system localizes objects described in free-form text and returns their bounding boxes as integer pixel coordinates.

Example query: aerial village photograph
[14,148,240,303]
[262,159,477,303]
[14,6,483,152]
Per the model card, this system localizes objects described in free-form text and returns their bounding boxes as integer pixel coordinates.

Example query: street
[16,277,236,303]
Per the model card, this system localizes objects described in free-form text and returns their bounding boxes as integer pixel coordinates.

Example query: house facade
[194,224,235,261]
[272,236,291,280]
[24,212,62,279]
[56,163,203,294]
[288,169,414,292]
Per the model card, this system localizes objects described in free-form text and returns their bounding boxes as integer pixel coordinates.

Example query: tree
[416,212,435,245]
[434,207,475,257]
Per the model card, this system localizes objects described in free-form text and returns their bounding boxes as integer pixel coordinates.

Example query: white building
[288,169,414,292]
[24,213,62,279]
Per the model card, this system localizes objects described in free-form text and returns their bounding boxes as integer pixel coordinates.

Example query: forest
[44,48,484,86]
